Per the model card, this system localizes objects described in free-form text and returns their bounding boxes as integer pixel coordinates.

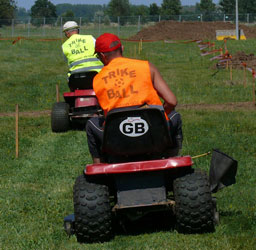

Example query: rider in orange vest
[86,33,182,163]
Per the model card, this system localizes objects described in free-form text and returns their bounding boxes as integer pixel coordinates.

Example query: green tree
[161,0,182,16]
[31,0,57,25]
[219,0,235,14]
[181,5,197,15]
[149,3,160,15]
[199,0,215,21]
[56,4,103,21]
[107,0,130,17]
[239,0,256,14]
[0,0,16,19]
[131,5,149,16]
[199,0,215,13]
[15,7,30,19]
[61,10,74,19]
[219,0,256,14]
[107,0,130,25]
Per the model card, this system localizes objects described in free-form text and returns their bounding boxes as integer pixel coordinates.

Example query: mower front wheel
[73,175,112,243]
[173,170,215,234]
[51,102,70,132]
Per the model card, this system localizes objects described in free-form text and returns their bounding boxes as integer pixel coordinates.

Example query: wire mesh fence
[1,13,256,39]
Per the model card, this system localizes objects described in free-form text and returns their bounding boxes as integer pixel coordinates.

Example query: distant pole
[12,19,14,37]
[117,16,120,37]
[60,17,63,38]
[43,17,46,36]
[236,0,239,40]
[15,104,19,158]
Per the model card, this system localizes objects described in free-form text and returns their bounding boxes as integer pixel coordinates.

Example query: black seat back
[102,108,172,157]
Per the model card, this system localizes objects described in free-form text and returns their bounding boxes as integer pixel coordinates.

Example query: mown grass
[0,36,256,249]
[1,24,151,39]
[1,37,255,113]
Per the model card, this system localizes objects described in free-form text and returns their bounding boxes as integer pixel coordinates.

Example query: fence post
[159,15,161,22]
[253,72,256,105]
[43,17,46,36]
[201,14,203,22]
[247,13,249,23]
[224,14,225,22]
[138,16,141,32]
[15,104,19,158]
[28,17,31,37]
[98,16,101,36]
[179,15,181,22]
[117,16,120,37]
[12,19,14,37]
[60,17,63,38]
[56,84,60,102]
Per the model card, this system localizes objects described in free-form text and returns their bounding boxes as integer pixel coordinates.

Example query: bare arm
[149,62,177,114]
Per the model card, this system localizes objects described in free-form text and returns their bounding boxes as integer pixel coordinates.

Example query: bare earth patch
[130,21,256,41]
[177,102,256,111]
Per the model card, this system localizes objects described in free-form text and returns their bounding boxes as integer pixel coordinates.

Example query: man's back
[62,34,99,70]
[93,57,162,116]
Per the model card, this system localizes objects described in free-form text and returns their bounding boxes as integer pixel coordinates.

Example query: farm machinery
[51,86,102,133]
[64,107,238,243]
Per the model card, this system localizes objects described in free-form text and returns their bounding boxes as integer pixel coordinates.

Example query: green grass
[1,36,256,249]
[0,24,150,39]
[1,38,255,113]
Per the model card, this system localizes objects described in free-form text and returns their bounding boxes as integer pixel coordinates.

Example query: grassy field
[0,24,146,39]
[0,37,256,249]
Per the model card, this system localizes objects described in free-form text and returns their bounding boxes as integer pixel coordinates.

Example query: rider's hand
[163,101,175,115]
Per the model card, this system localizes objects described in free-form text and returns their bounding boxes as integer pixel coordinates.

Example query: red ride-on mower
[64,108,237,243]
[51,89,102,132]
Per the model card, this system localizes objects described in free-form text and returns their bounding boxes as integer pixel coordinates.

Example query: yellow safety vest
[62,34,103,77]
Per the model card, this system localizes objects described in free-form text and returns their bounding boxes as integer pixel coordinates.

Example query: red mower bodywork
[51,89,102,132]
[63,89,98,111]
[65,107,237,243]
[85,156,193,175]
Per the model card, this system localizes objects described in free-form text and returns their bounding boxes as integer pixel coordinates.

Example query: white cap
[63,21,79,32]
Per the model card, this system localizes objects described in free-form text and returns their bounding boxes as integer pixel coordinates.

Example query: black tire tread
[173,170,215,234]
[73,175,112,243]
[51,102,70,132]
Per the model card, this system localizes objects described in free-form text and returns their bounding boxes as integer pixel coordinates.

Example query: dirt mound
[231,51,256,69]
[130,21,256,41]
[213,51,256,70]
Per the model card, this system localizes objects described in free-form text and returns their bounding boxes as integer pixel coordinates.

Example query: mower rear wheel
[51,102,70,132]
[73,175,112,243]
[173,170,215,234]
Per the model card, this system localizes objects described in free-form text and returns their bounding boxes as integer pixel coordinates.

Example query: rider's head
[63,21,79,38]
[95,33,123,65]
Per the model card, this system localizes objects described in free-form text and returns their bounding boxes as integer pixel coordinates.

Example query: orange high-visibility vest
[93,57,163,116]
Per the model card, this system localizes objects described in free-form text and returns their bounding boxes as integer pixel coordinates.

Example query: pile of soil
[130,21,256,41]
[213,51,256,70]
[130,21,256,71]
[231,51,256,69]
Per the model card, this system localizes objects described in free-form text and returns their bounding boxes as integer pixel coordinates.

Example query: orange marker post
[15,104,19,158]
[56,83,60,102]
[242,62,247,88]
[230,63,232,81]
[253,70,256,105]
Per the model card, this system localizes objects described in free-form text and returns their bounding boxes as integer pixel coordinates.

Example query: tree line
[1,0,256,22]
